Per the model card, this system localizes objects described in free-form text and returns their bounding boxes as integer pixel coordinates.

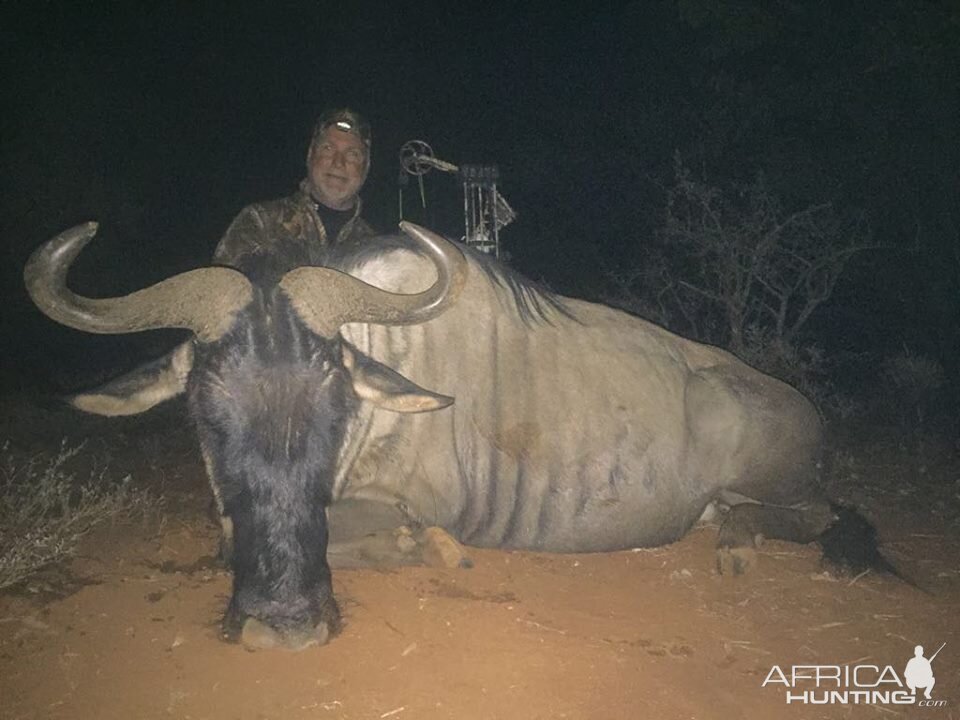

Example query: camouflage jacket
[213,180,376,282]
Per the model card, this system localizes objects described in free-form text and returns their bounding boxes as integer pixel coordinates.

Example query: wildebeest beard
[188,287,353,647]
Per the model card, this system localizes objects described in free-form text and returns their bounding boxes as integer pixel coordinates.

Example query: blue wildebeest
[25,222,868,650]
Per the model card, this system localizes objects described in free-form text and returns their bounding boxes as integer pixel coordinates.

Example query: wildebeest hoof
[240,618,331,651]
[419,526,473,568]
[394,525,419,554]
[716,546,758,575]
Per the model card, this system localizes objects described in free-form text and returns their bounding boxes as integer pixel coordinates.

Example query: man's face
[306,127,369,210]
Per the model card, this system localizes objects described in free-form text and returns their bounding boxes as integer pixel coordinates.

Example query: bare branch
[630,158,873,352]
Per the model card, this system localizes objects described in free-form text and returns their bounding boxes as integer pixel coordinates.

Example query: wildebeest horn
[24,222,253,343]
[279,221,468,337]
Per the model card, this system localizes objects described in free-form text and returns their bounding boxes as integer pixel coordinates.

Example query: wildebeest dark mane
[325,233,576,327]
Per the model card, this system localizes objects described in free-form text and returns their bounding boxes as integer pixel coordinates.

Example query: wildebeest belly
[452,432,710,552]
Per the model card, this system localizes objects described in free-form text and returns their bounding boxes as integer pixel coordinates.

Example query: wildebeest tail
[817,503,926,591]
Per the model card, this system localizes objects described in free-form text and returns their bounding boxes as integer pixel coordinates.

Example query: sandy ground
[1,400,958,720]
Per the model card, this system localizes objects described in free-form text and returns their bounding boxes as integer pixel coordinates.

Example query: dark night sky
[2,2,958,394]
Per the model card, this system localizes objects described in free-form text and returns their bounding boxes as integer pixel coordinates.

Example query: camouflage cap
[311,108,371,148]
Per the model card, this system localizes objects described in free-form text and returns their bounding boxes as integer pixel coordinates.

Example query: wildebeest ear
[341,343,453,413]
[70,340,194,416]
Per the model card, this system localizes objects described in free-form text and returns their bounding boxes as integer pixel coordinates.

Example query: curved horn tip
[398,222,455,253]
[73,221,99,246]
[37,221,102,265]
[398,221,435,239]
[64,221,100,239]
[52,221,100,250]
[76,220,100,240]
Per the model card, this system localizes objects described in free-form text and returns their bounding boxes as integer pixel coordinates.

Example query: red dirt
[1,407,958,719]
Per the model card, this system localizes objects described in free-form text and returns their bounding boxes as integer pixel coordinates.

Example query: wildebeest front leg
[198,444,236,563]
[326,498,472,569]
[716,501,835,575]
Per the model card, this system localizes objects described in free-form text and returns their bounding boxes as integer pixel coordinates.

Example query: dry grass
[0,440,162,590]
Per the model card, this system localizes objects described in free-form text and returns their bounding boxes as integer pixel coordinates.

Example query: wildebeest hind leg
[326,499,472,569]
[716,500,835,575]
